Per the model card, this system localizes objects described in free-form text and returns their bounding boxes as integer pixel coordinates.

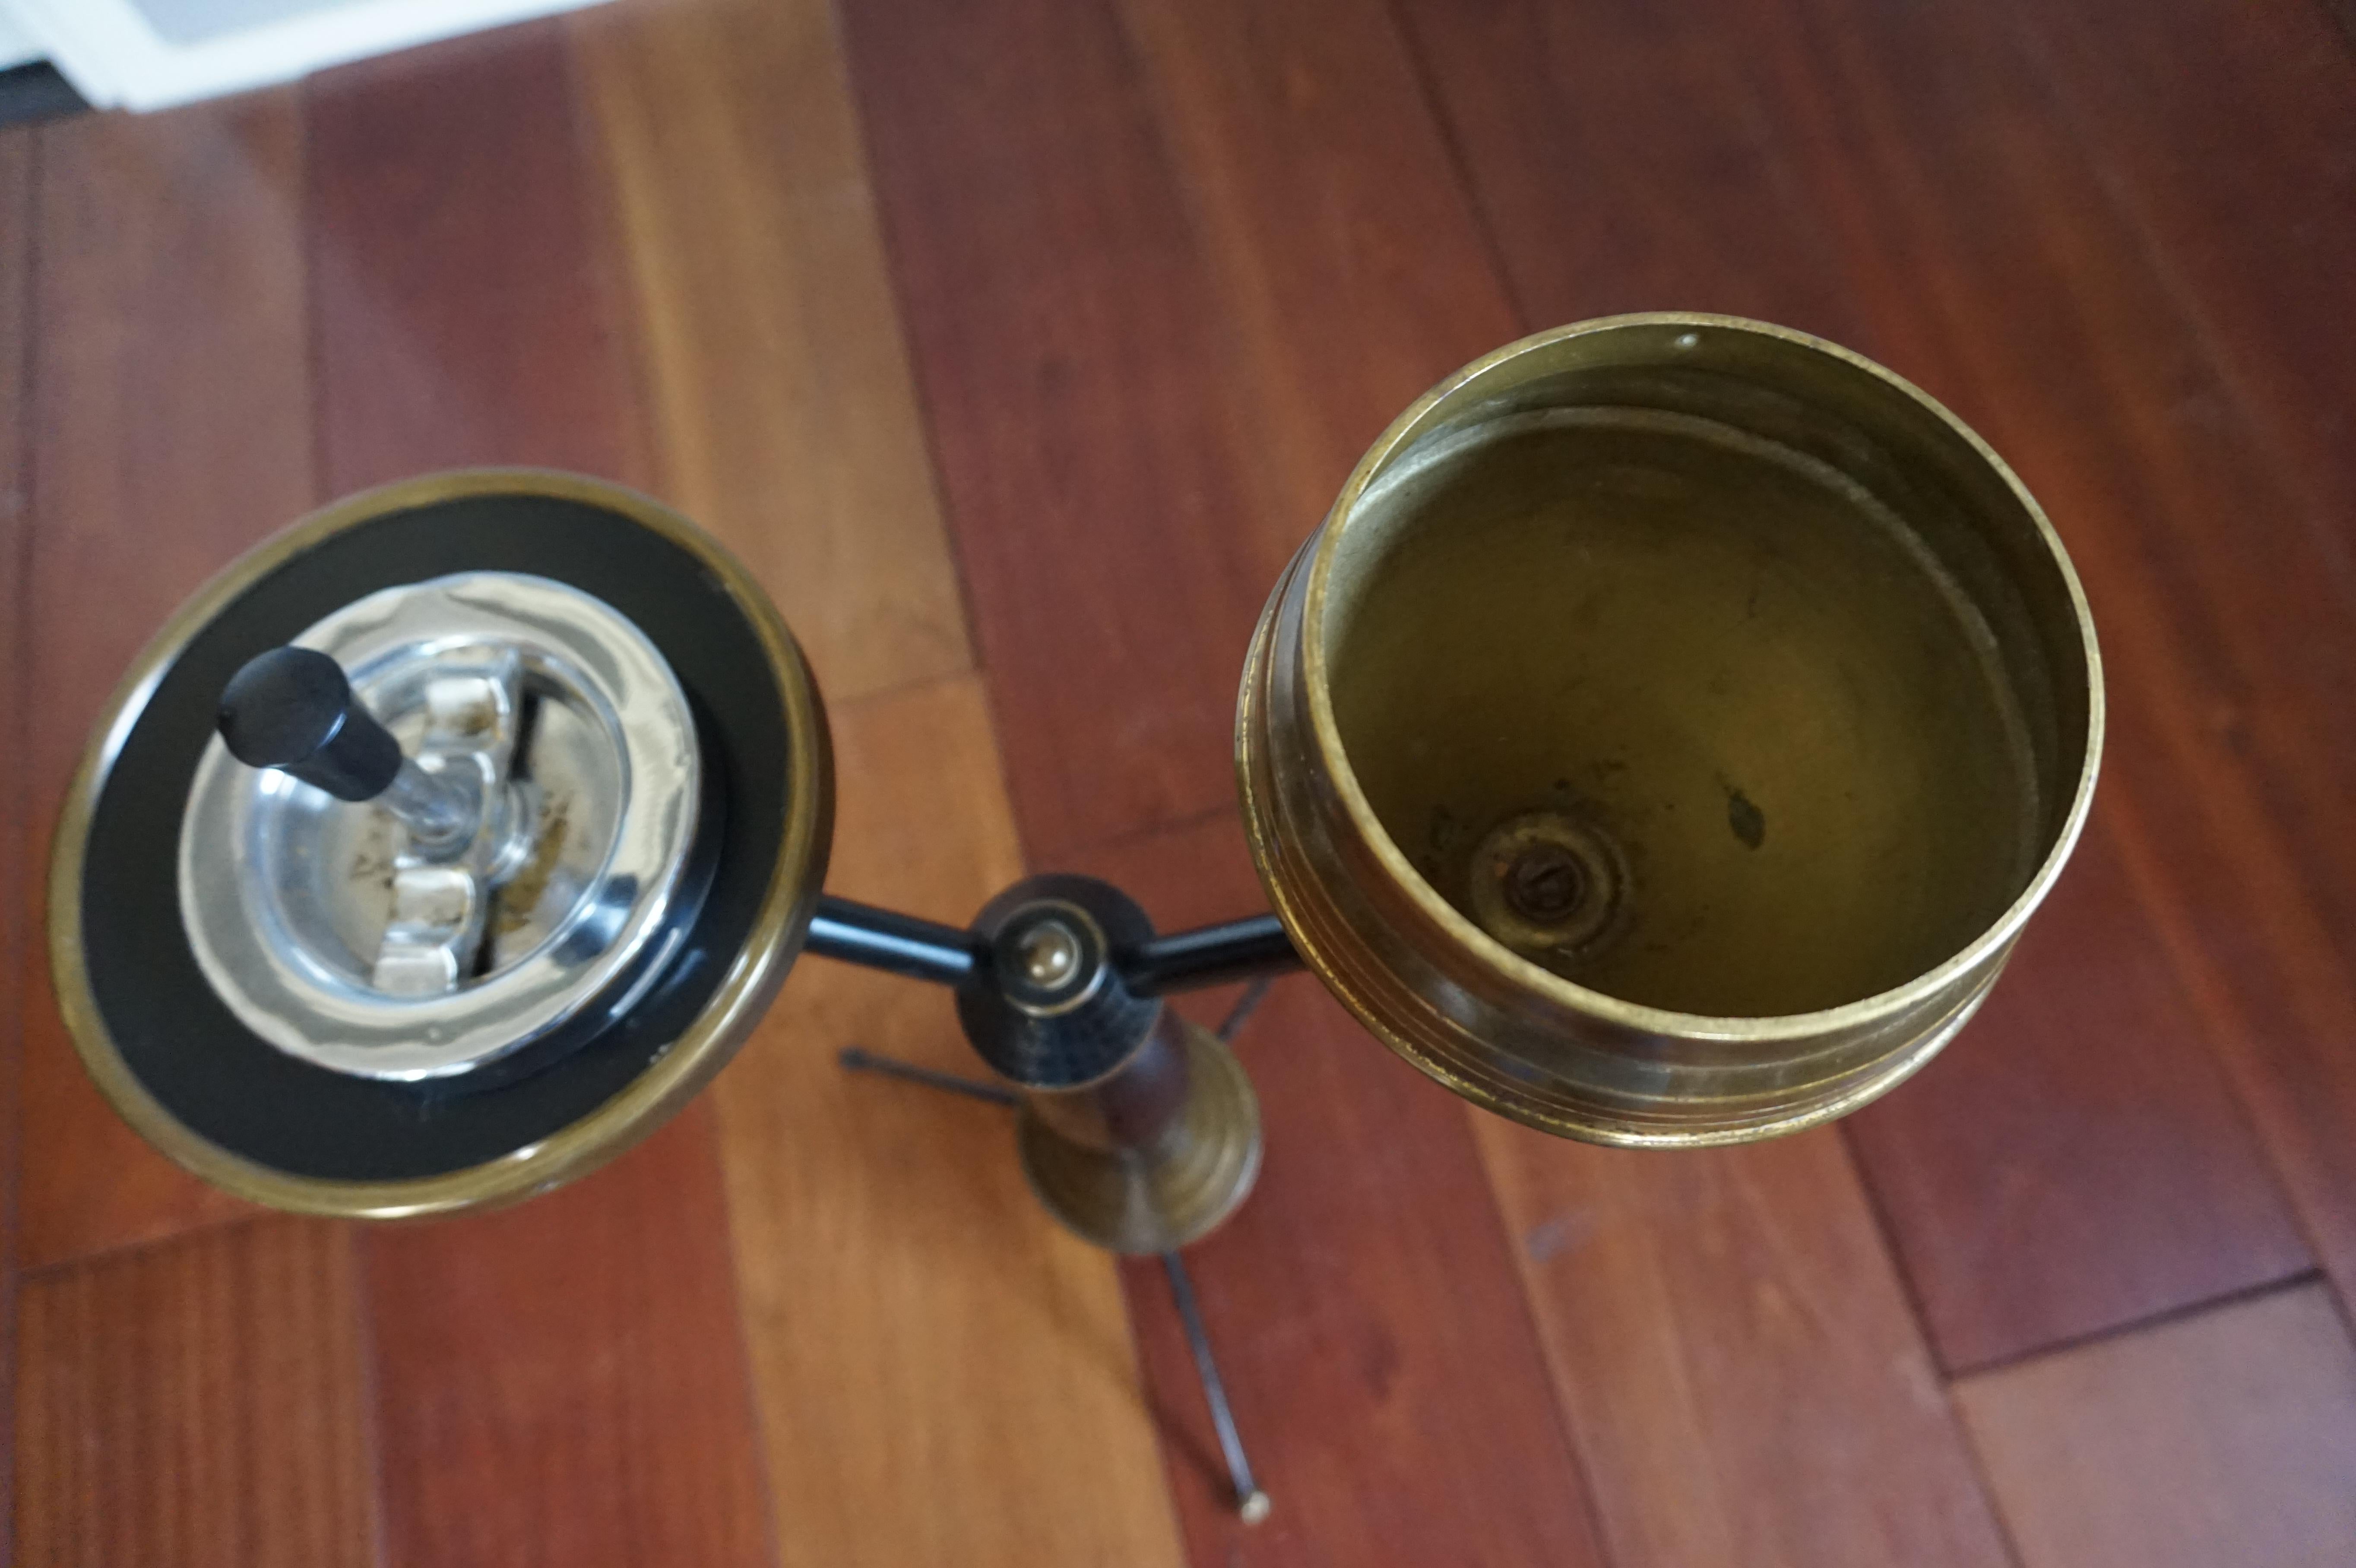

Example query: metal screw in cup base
[1466,809,1632,967]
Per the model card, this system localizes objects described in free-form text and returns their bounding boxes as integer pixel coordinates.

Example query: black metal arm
[1118,914,1298,996]
[805,895,980,985]
[804,896,1299,994]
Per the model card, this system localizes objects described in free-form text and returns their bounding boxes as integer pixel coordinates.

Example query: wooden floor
[6,0,2356,1561]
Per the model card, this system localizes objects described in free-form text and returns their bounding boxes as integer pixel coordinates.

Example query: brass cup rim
[48,468,834,1218]
[1297,312,2104,1043]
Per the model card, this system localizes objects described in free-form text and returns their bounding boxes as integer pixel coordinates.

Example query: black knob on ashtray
[218,645,404,802]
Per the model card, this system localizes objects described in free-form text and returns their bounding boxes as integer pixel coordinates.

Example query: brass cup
[1238,315,2102,1146]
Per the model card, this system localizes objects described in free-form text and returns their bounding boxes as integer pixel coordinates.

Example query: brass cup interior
[1241,315,2101,1143]
[1335,398,2048,1017]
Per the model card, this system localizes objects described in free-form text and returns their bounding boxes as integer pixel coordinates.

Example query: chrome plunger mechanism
[190,575,708,1082]
[51,316,2104,1528]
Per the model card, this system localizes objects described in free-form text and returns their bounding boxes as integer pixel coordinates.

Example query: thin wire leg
[838,1046,1020,1106]
[1161,1250,1271,1524]
[846,1036,1266,1521]
[1215,974,1276,1045]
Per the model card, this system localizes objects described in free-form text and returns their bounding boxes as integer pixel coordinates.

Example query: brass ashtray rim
[1295,311,2106,1045]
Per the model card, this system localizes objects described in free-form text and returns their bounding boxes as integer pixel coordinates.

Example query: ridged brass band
[48,469,835,1217]
[1015,1022,1264,1254]
[1235,314,2102,1147]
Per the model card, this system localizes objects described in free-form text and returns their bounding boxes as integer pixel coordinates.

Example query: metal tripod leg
[1161,1248,1271,1523]
[1215,975,1274,1045]
[838,1027,1273,1523]
[837,1045,1019,1106]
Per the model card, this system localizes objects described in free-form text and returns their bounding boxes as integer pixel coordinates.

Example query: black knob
[218,646,404,802]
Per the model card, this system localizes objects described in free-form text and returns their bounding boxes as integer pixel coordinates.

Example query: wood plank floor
[7,0,2354,1562]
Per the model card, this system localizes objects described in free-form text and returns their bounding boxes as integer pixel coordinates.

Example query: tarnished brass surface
[50,469,835,1217]
[1016,1021,1263,1254]
[1238,314,2101,1146]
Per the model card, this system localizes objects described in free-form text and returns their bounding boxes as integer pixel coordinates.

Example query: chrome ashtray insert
[179,572,702,1081]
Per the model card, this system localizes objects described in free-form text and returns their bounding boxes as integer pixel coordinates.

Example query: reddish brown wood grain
[18,95,314,1268]
[1105,0,1518,543]
[1956,1283,2356,1566]
[1480,1122,2011,1568]
[2007,0,2356,590]
[16,1218,380,1568]
[1390,0,1859,338]
[1078,813,1608,1568]
[1399,0,2331,1367]
[308,21,649,489]
[1,125,36,1554]
[1847,803,2310,1371]
[570,0,975,705]
[839,0,1276,860]
[1980,0,2356,1324]
[306,25,772,1567]
[365,1107,771,1568]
